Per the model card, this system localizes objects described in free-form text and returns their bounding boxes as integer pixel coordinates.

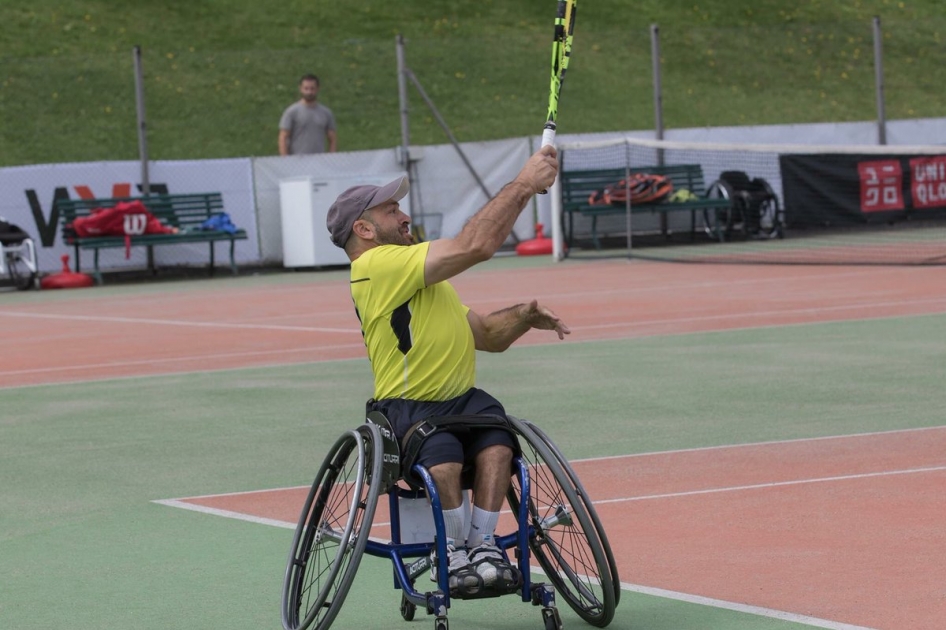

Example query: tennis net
[552,135,946,265]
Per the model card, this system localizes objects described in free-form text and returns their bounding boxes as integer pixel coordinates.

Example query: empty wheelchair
[0,218,39,290]
[281,413,619,630]
[703,170,784,241]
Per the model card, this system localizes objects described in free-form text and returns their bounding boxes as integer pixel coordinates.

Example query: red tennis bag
[68,201,176,258]
[588,173,673,206]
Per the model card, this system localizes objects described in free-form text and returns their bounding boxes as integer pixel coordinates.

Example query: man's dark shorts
[368,388,517,470]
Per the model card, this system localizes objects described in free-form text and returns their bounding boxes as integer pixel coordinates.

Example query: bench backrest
[57,193,224,231]
[561,164,707,208]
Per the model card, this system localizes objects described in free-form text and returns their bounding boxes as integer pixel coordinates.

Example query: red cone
[515,223,564,256]
[40,255,95,289]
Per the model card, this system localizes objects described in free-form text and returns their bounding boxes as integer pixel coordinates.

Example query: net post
[550,163,565,261]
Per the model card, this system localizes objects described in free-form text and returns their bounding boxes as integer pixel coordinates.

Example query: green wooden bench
[560,164,734,249]
[57,192,247,284]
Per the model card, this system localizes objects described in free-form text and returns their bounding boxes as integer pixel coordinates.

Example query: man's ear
[351,217,374,240]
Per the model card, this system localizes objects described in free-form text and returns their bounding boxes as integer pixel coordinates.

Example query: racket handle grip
[538,123,557,194]
[541,123,557,148]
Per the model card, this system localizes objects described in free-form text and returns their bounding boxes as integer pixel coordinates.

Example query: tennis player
[326,145,567,596]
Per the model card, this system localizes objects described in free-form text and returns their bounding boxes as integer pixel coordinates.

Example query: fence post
[650,24,664,163]
[873,16,887,145]
[133,45,150,195]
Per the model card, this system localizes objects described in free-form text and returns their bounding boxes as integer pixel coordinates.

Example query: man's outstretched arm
[424,146,559,287]
[467,300,570,353]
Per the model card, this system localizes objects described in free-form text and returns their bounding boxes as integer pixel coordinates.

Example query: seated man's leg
[465,429,521,589]
[417,432,484,596]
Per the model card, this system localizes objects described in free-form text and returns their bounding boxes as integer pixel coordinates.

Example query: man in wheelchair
[325,145,568,597]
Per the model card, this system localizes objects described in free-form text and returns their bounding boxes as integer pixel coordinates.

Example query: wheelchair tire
[703,179,749,242]
[521,420,621,608]
[752,178,784,239]
[4,251,38,290]
[506,417,617,628]
[282,424,383,630]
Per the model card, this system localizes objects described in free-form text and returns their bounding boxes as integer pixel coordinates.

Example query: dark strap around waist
[400,414,518,482]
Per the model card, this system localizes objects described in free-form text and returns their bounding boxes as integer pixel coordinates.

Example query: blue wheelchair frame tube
[361,456,535,610]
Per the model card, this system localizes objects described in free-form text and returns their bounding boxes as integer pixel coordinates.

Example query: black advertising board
[779,153,946,227]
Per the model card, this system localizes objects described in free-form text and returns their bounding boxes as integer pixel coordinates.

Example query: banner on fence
[0,159,258,274]
[780,153,946,227]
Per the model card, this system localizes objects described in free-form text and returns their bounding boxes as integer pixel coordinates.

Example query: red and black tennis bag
[588,173,673,206]
[66,200,176,258]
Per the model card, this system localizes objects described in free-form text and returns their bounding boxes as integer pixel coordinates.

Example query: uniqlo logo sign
[858,160,904,212]
[909,155,946,209]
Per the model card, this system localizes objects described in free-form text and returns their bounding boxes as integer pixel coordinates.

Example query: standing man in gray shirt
[278,74,338,155]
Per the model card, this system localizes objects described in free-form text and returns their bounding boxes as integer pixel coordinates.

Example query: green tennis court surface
[3,308,944,629]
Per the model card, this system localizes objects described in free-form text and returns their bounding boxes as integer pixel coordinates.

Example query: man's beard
[373,223,414,246]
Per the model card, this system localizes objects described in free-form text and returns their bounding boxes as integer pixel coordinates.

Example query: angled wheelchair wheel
[752,178,784,239]
[282,424,383,630]
[522,420,621,607]
[507,417,617,628]
[3,247,38,290]
[703,179,746,242]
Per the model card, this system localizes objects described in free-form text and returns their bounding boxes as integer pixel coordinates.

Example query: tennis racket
[541,0,577,148]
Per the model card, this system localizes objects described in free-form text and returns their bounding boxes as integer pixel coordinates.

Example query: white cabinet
[279,173,410,267]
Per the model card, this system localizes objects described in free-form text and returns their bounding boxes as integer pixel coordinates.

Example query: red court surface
[7,260,946,629]
[167,426,946,630]
[2,261,945,388]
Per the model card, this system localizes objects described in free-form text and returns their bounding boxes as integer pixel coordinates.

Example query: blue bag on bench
[199,212,239,234]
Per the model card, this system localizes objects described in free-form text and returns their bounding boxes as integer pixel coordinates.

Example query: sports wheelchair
[703,170,784,241]
[0,218,39,290]
[281,412,619,630]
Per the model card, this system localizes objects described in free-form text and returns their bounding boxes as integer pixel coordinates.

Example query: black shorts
[369,388,517,470]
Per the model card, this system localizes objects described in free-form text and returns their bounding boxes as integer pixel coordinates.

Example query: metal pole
[133,45,150,195]
[396,34,411,166]
[873,16,887,145]
[650,24,668,237]
[395,34,424,224]
[650,24,664,163]
[405,69,493,201]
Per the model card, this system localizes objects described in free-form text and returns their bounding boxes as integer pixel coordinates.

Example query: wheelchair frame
[281,414,619,630]
[703,170,784,241]
[0,232,39,291]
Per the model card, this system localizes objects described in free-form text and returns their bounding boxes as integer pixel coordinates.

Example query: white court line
[471,265,920,305]
[569,424,946,463]
[152,498,296,529]
[594,465,946,505]
[0,309,359,334]
[578,295,946,331]
[0,342,366,378]
[619,581,878,630]
[4,293,945,334]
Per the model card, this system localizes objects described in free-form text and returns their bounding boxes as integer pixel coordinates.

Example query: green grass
[1,1,945,166]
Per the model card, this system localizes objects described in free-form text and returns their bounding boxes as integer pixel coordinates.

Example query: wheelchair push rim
[281,424,383,630]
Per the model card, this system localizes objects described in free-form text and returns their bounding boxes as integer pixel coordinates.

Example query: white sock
[442,506,466,546]
[467,506,500,547]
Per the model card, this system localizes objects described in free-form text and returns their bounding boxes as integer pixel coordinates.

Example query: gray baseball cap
[326,177,410,248]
